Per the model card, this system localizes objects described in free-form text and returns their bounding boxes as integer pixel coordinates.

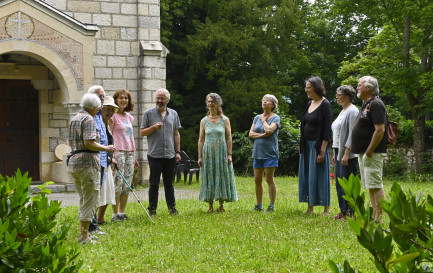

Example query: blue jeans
[334,148,358,215]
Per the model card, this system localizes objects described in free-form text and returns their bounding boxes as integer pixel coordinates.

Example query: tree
[333,0,433,173]
[162,0,306,157]
[160,0,383,159]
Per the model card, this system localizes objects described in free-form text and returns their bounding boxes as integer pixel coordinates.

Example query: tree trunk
[402,14,425,174]
[413,113,425,174]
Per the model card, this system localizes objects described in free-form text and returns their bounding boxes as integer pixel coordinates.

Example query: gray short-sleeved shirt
[252,114,281,159]
[140,107,181,159]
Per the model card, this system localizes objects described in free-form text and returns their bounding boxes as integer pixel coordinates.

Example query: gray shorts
[358,153,386,189]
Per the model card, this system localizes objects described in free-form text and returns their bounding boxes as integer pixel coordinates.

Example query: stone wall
[41,0,166,183]
[387,146,433,170]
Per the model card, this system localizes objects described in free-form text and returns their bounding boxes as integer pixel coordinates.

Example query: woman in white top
[331,85,359,220]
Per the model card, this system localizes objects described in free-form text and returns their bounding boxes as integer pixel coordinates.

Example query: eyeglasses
[336,94,344,97]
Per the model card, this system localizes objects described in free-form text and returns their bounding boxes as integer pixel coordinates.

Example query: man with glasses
[140,88,181,216]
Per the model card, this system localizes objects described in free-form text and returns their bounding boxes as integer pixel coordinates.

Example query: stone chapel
[0,0,167,183]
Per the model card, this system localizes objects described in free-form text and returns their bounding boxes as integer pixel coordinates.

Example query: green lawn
[58,177,433,272]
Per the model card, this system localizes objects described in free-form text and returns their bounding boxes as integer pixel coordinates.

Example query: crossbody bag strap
[66,149,99,166]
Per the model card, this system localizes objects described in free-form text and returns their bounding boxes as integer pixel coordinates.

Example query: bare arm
[197,119,205,168]
[140,122,163,137]
[316,140,328,163]
[249,123,265,139]
[341,147,351,166]
[365,123,385,157]
[84,140,115,153]
[249,115,277,139]
[225,117,233,165]
[174,129,181,162]
[261,115,278,136]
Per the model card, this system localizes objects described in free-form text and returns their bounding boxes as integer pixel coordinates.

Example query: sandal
[207,208,214,213]
[218,207,226,213]
[97,221,107,225]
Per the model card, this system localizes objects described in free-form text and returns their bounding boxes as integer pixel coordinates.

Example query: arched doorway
[0,79,39,179]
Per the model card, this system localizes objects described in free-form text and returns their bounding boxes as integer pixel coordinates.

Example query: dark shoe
[266,206,275,213]
[148,210,157,217]
[169,208,179,216]
[111,215,121,222]
[88,225,100,232]
[254,205,264,212]
[118,214,129,220]
[333,212,346,220]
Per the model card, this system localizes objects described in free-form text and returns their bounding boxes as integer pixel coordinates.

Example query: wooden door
[0,80,39,180]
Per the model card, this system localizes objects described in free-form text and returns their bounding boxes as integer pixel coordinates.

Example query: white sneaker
[90,229,107,236]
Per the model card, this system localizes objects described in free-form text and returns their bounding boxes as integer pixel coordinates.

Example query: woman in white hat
[97,96,119,224]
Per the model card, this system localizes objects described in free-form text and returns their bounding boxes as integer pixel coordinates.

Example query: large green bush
[0,170,82,272]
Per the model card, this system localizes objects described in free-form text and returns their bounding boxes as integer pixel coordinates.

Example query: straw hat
[102,96,119,112]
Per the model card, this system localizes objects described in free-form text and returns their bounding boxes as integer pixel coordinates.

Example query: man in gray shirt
[140,88,181,216]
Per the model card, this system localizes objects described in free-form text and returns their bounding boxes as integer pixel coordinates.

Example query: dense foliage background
[160,0,433,175]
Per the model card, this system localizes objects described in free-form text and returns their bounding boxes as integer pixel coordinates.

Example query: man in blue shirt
[87,85,108,234]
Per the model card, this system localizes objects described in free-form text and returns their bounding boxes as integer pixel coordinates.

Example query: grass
[57,176,433,272]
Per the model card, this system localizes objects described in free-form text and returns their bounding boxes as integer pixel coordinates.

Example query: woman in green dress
[198,93,238,212]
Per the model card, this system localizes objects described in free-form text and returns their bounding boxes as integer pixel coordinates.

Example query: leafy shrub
[0,170,82,272]
[277,113,301,176]
[383,148,408,178]
[329,175,433,272]
[232,131,254,176]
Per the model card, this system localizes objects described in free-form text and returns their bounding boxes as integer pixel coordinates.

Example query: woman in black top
[298,76,332,215]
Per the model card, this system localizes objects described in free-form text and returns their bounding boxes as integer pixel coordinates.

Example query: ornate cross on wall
[5,11,34,39]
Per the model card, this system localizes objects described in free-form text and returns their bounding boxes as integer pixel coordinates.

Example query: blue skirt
[298,140,331,206]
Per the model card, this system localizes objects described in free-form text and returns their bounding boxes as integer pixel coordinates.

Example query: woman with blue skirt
[298,76,332,215]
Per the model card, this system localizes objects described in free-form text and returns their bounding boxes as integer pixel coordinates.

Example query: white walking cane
[115,165,155,225]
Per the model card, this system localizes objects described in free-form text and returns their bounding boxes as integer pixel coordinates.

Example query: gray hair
[206,93,223,116]
[80,93,101,111]
[156,88,170,100]
[88,85,104,94]
[336,85,356,103]
[360,76,380,96]
[263,94,278,111]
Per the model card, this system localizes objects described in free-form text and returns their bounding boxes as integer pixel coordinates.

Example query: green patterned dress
[199,116,238,202]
